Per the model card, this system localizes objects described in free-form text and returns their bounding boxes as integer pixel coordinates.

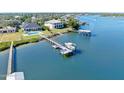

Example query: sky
[0,0,124,12]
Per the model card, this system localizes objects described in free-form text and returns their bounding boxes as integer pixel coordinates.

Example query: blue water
[1,15,124,80]
[0,50,9,79]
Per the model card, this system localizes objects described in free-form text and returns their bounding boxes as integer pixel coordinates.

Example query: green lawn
[41,28,73,36]
[0,32,22,42]
[0,28,73,51]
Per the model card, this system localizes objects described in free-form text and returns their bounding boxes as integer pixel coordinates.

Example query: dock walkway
[40,35,72,54]
[7,41,13,75]
[6,41,24,80]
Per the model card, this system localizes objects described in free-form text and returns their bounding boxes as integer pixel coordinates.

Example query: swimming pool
[23,31,41,36]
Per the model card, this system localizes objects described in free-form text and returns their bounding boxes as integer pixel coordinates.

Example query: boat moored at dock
[52,44,60,49]
[64,42,76,51]
[40,35,77,56]
[60,49,73,56]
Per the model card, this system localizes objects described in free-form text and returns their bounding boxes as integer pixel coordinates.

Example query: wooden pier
[6,41,24,80]
[7,41,14,75]
[40,35,73,55]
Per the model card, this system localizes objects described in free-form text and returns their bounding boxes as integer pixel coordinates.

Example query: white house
[44,19,64,29]
[0,26,16,33]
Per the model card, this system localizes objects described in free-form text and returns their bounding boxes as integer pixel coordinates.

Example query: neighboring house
[0,26,16,33]
[15,16,21,19]
[61,14,71,21]
[44,19,64,29]
[22,23,42,31]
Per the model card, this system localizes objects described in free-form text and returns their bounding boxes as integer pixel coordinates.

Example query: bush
[0,42,11,51]
[0,37,40,51]
[42,25,50,31]
[67,17,80,30]
[13,38,39,47]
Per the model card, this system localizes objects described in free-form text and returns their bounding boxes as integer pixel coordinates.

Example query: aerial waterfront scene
[1,13,124,80]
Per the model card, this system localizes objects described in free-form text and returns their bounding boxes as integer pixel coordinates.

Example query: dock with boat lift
[78,30,91,36]
[6,41,24,80]
[40,35,73,55]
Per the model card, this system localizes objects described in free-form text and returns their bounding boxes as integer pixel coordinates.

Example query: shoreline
[0,29,74,52]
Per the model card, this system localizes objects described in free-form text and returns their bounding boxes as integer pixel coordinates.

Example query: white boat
[52,44,60,49]
[64,42,76,51]
[60,49,72,55]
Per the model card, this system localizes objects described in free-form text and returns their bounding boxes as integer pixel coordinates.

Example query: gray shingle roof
[0,26,16,32]
[22,23,41,29]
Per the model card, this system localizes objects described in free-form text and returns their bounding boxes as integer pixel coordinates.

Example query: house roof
[45,19,61,24]
[0,26,16,32]
[22,23,41,29]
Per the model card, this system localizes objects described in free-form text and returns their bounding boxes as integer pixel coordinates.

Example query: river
[1,15,124,80]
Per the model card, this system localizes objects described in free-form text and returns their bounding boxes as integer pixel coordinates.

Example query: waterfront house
[44,19,64,29]
[22,23,42,31]
[0,26,16,33]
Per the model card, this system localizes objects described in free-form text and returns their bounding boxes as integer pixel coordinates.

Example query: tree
[35,19,44,26]
[20,16,31,22]
[68,17,80,30]
[63,21,69,28]
[42,25,50,31]
[25,18,32,23]
[52,16,59,20]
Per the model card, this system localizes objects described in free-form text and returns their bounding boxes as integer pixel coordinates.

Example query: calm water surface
[1,16,124,80]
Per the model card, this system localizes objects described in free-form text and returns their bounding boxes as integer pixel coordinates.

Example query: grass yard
[51,28,73,33]
[0,28,74,51]
[41,28,73,36]
[0,32,22,42]
[0,28,72,42]
[0,34,3,37]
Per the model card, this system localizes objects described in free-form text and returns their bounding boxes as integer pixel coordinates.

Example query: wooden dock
[40,35,72,55]
[6,41,25,80]
[78,30,91,36]
[79,30,91,33]
[7,41,14,75]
